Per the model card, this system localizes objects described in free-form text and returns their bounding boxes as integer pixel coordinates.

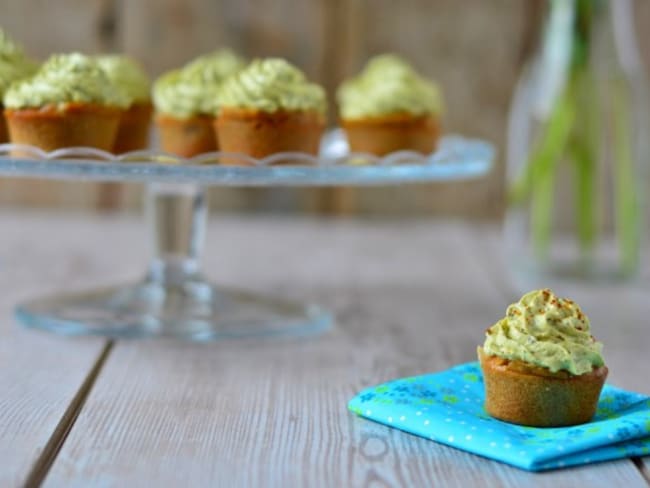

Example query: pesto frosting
[217,58,326,114]
[152,48,246,118]
[482,289,604,376]
[96,54,151,104]
[4,52,131,109]
[337,54,442,120]
[0,29,38,99]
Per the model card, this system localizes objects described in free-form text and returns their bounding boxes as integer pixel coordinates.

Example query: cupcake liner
[155,113,216,158]
[113,102,153,154]
[342,114,440,156]
[5,103,121,153]
[215,108,324,161]
[0,110,8,144]
[479,350,608,427]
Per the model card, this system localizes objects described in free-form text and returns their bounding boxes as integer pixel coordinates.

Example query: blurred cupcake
[337,54,443,156]
[3,53,130,151]
[0,29,38,143]
[215,58,326,161]
[153,49,245,157]
[96,55,152,154]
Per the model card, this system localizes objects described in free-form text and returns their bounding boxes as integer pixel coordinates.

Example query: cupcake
[336,54,443,156]
[0,29,38,143]
[478,289,608,427]
[153,49,245,157]
[96,55,152,154]
[4,53,130,152]
[215,58,327,161]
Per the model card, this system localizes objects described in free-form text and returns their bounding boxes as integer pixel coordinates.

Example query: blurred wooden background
[1,0,649,218]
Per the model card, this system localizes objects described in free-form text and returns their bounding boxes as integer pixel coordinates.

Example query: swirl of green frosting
[217,58,326,114]
[96,55,151,104]
[153,49,246,118]
[482,289,604,376]
[0,29,38,99]
[4,52,130,109]
[337,54,442,120]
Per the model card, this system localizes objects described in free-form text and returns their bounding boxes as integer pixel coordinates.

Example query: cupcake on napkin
[215,58,327,161]
[478,289,608,427]
[3,52,130,151]
[337,54,442,156]
[96,54,152,154]
[153,48,245,157]
[0,29,38,143]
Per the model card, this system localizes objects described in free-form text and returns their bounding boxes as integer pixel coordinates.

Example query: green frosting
[337,54,442,120]
[482,289,604,376]
[217,58,326,114]
[96,55,151,104]
[153,49,246,118]
[0,29,38,99]
[4,53,130,109]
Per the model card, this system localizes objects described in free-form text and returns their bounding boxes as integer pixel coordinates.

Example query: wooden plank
[0,212,113,487]
[640,463,650,486]
[122,0,324,79]
[43,218,648,486]
[639,459,650,484]
[1,0,119,58]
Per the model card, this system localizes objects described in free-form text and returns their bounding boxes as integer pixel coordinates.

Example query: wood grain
[23,215,645,487]
[639,459,650,485]
[0,212,112,487]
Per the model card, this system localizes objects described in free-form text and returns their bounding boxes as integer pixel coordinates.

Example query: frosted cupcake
[153,49,245,157]
[4,53,130,151]
[478,289,608,427]
[337,54,442,156]
[0,29,38,143]
[96,55,152,154]
[215,58,326,161]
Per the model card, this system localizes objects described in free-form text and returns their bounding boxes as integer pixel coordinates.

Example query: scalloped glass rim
[0,130,495,186]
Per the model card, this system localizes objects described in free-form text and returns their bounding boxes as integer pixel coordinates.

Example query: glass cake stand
[0,130,494,340]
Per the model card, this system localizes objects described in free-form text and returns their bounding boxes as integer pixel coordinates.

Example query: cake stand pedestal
[0,132,494,340]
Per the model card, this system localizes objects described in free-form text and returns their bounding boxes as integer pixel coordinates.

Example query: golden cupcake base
[4,103,121,153]
[341,114,440,156]
[114,102,153,154]
[478,348,608,427]
[155,114,217,158]
[215,107,324,162]
[0,108,8,144]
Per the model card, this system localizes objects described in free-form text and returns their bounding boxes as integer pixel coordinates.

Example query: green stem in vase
[531,158,556,260]
[512,92,575,260]
[612,78,639,275]
[569,68,599,259]
[571,139,597,259]
[510,0,641,275]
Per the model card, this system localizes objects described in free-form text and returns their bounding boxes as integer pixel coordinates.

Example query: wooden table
[1,211,649,487]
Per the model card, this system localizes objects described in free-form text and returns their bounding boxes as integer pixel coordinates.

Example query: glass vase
[505,0,650,283]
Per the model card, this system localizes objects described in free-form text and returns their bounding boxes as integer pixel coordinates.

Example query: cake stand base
[16,279,332,340]
[15,183,332,341]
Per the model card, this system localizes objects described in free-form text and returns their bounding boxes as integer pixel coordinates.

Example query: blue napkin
[348,362,650,471]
